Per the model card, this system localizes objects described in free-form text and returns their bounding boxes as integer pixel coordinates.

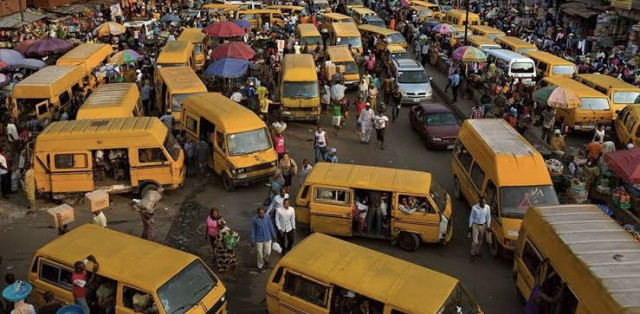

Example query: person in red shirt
[72,255,99,314]
[586,135,603,160]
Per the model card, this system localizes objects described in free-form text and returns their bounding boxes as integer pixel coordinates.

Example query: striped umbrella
[110,49,143,65]
[532,85,581,109]
[431,23,456,35]
[94,22,126,37]
[452,46,487,62]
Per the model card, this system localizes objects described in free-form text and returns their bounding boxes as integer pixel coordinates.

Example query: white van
[123,19,158,41]
[486,49,536,85]
[213,0,263,9]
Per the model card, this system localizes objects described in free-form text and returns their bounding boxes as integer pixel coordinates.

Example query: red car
[409,102,461,148]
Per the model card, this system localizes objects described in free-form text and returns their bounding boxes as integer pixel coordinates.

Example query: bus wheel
[140,183,159,199]
[398,232,420,252]
[490,232,502,258]
[222,173,235,191]
[453,176,462,200]
[63,196,81,205]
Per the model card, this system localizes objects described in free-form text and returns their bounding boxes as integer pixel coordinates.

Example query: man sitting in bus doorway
[468,196,490,262]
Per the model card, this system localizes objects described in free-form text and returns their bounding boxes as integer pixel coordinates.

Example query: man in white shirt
[313,126,329,163]
[275,198,296,254]
[468,196,491,262]
[373,110,389,150]
[268,187,289,217]
[230,89,244,103]
[0,147,9,199]
[6,117,18,160]
[92,209,108,227]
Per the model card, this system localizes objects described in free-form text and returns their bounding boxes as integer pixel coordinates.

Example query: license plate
[237,174,247,179]
[283,111,291,115]
[413,98,420,103]
[582,124,595,130]
[446,144,454,149]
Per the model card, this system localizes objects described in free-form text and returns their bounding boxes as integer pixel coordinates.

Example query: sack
[223,232,239,250]
[485,230,492,244]
[272,241,283,253]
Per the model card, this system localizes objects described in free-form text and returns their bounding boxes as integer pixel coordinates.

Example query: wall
[0,0,27,18]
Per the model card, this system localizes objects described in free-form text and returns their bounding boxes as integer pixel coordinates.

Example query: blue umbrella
[15,58,46,70]
[205,58,249,78]
[233,19,251,30]
[161,14,181,23]
[56,305,85,314]
[0,49,24,66]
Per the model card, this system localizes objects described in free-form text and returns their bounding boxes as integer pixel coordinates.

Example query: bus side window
[454,140,473,172]
[283,272,329,308]
[521,240,543,277]
[485,180,498,215]
[470,162,485,191]
[139,148,167,163]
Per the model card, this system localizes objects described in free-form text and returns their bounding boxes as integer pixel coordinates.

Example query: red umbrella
[13,39,38,55]
[0,61,7,70]
[604,149,640,183]
[211,42,255,61]
[202,21,244,37]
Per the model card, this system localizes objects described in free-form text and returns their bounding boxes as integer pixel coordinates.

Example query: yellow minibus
[575,73,640,117]
[408,5,435,22]
[451,119,558,256]
[156,41,195,70]
[469,25,505,39]
[357,24,407,51]
[266,5,307,17]
[409,0,442,20]
[182,93,278,190]
[514,204,640,314]
[11,65,87,122]
[76,83,142,120]
[28,224,228,313]
[467,35,501,51]
[351,7,377,24]
[56,43,113,89]
[236,9,285,29]
[614,104,640,148]
[329,22,363,54]
[443,9,480,26]
[295,24,323,52]
[326,45,360,86]
[34,117,185,202]
[266,233,483,313]
[296,163,453,251]
[541,77,614,131]
[524,51,577,78]
[155,66,208,126]
[177,28,209,72]
[280,54,321,122]
[320,13,355,34]
[495,36,538,54]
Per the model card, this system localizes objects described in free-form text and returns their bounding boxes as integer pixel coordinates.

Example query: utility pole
[18,0,25,23]
[464,0,470,43]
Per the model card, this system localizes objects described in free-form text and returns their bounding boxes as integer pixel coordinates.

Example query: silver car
[391,58,433,104]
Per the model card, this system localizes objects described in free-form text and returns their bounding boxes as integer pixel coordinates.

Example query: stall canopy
[0,10,48,28]
[604,149,640,184]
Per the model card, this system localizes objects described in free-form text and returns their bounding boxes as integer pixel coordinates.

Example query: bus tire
[453,176,462,200]
[490,231,502,258]
[398,232,420,252]
[140,183,159,199]
[222,173,235,191]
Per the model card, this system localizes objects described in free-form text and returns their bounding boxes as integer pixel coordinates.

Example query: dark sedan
[409,102,461,148]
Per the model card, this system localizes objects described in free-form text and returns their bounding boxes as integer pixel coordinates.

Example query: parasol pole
[464,0,470,43]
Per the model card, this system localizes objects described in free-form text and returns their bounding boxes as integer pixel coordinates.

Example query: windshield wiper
[169,284,213,314]
[193,284,212,297]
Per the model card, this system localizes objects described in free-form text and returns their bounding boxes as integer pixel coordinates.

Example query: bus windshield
[387,33,406,44]
[438,283,479,314]
[300,36,323,47]
[581,98,610,110]
[551,65,575,76]
[511,62,535,74]
[613,91,640,104]
[500,185,558,218]
[283,82,319,98]
[157,260,218,314]
[336,37,362,47]
[227,128,272,156]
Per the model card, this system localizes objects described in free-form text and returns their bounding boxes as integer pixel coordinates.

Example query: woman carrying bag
[278,153,298,190]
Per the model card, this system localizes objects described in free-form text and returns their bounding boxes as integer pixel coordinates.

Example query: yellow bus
[266,233,483,313]
[443,9,480,26]
[514,204,640,314]
[357,24,407,51]
[351,7,377,24]
[280,54,320,121]
[408,5,435,22]
[182,93,278,190]
[320,13,355,34]
[56,43,113,89]
[156,41,195,70]
[326,45,360,86]
[155,66,208,127]
[541,77,614,131]
[28,224,228,313]
[575,73,640,117]
[265,4,307,17]
[329,22,363,54]
[524,50,577,79]
[467,35,501,51]
[34,117,185,201]
[469,25,505,39]
[296,163,453,250]
[76,83,142,120]
[451,119,558,256]
[409,0,442,20]
[177,28,209,72]
[295,24,323,52]
[495,36,538,54]
[11,65,87,122]
[615,104,640,148]
[235,9,285,30]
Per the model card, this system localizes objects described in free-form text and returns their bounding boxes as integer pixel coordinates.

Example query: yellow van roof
[352,7,376,14]
[12,65,86,99]
[280,233,459,313]
[524,51,574,65]
[76,83,140,120]
[357,24,398,36]
[543,77,611,97]
[177,28,206,43]
[157,66,207,94]
[332,22,361,36]
[36,117,167,150]
[496,36,536,47]
[469,25,505,35]
[467,35,500,46]
[386,44,407,53]
[525,205,640,313]
[322,13,354,21]
[182,93,266,133]
[460,119,550,186]
[446,9,479,18]
[35,224,198,291]
[296,23,321,36]
[156,41,194,65]
[56,43,113,74]
[282,54,317,82]
[577,73,640,91]
[326,46,355,63]
[305,162,432,195]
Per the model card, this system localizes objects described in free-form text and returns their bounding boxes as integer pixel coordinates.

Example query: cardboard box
[47,204,75,228]
[85,190,109,212]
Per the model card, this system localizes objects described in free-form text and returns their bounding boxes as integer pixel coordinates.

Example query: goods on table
[567,179,587,204]
[546,159,563,176]
[597,203,613,216]
[612,187,631,209]
[596,177,611,195]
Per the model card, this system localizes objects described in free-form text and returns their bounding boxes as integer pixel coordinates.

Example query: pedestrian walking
[541,106,556,144]
[275,198,296,255]
[23,166,35,211]
[331,101,342,135]
[358,103,375,144]
[313,126,328,163]
[92,209,107,227]
[374,110,389,150]
[140,80,153,114]
[38,291,62,314]
[451,70,460,103]
[470,102,485,119]
[6,118,17,160]
[207,208,221,254]
[278,153,297,189]
[184,139,195,176]
[213,218,239,272]
[250,207,277,272]
[196,136,211,175]
[468,196,491,262]
[72,256,99,314]
[134,189,162,241]
[0,147,9,199]
[392,85,402,122]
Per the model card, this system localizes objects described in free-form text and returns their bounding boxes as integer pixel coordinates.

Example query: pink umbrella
[202,21,245,37]
[431,23,457,35]
[211,42,255,61]
[13,39,37,55]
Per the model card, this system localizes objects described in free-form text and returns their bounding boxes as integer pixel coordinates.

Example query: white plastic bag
[272,241,283,254]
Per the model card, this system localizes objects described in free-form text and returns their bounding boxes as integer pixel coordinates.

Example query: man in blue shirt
[250,207,277,271]
[450,70,460,103]
[468,196,491,262]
